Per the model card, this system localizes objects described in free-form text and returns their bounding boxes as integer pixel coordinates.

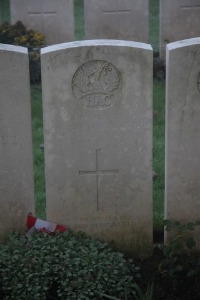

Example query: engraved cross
[79,149,119,211]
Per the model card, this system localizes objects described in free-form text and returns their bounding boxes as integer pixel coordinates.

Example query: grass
[31,85,46,220]
[153,80,165,230]
[0,0,10,23]
[149,0,160,52]
[74,0,84,40]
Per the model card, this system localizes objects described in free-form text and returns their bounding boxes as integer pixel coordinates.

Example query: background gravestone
[165,38,200,246]
[10,0,74,45]
[41,40,153,257]
[0,44,35,241]
[160,0,200,59]
[84,0,149,42]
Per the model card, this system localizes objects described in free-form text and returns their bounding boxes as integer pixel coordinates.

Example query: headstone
[84,0,149,42]
[165,38,200,246]
[0,44,35,241]
[10,0,74,45]
[160,0,200,59]
[41,40,153,257]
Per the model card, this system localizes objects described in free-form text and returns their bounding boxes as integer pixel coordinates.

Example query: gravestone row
[1,37,200,255]
[7,0,200,57]
[10,0,148,45]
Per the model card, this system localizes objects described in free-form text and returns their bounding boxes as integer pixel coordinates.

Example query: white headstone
[0,44,35,241]
[160,0,200,59]
[10,0,74,45]
[165,38,200,245]
[84,0,149,42]
[41,40,153,257]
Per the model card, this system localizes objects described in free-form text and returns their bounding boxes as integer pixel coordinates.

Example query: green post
[0,0,10,23]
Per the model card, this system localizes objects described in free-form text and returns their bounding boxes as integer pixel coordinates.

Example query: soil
[153,55,166,81]
[134,231,200,300]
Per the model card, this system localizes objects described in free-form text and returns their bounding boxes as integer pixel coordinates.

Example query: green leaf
[187,269,196,277]
[186,237,196,249]
[163,219,172,230]
[186,222,195,231]
[98,293,121,300]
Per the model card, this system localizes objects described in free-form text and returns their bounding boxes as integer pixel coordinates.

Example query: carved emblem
[72,60,121,109]
[198,71,200,94]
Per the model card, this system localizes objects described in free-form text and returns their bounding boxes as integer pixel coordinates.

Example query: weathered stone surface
[0,44,35,241]
[41,40,153,257]
[84,0,149,42]
[10,0,74,45]
[165,38,200,245]
[160,0,200,59]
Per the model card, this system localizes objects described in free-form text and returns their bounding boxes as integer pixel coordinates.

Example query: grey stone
[160,0,200,59]
[41,40,153,257]
[84,0,149,42]
[165,37,200,246]
[0,44,35,241]
[10,0,74,45]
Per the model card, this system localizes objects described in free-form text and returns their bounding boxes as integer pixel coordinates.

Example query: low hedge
[0,231,140,299]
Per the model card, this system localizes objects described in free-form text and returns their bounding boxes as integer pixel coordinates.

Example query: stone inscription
[101,0,132,30]
[103,0,132,16]
[72,215,148,229]
[28,11,56,16]
[102,0,132,18]
[198,71,200,93]
[0,136,18,146]
[72,60,121,109]
[181,5,200,10]
[79,149,119,211]
[28,8,56,33]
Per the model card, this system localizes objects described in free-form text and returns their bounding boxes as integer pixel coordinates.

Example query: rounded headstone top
[0,43,28,54]
[167,37,200,51]
[41,39,152,55]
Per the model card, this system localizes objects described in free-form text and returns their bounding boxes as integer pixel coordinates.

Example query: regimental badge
[72,60,122,109]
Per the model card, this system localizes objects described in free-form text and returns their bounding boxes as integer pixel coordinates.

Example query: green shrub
[28,49,42,84]
[0,231,140,299]
[0,21,45,47]
[159,220,200,293]
[0,21,46,83]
